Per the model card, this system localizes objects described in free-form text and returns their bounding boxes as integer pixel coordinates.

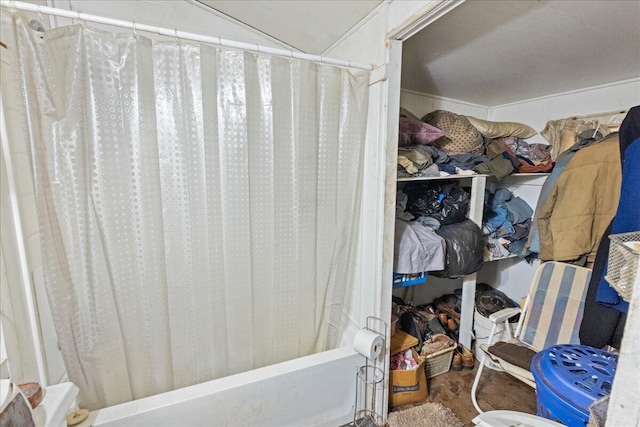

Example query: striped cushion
[519,262,591,351]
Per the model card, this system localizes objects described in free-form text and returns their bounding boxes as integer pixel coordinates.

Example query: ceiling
[402,0,640,107]
[195,0,639,107]
[196,0,383,54]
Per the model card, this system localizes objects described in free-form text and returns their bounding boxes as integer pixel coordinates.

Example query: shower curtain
[12,14,369,410]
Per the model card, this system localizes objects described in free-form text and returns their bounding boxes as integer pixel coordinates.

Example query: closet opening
[384,1,639,424]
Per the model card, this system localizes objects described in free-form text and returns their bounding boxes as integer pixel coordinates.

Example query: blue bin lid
[531,345,617,412]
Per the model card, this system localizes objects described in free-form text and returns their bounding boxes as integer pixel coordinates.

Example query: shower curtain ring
[77,11,86,28]
[132,21,137,36]
[174,28,179,43]
[34,4,43,20]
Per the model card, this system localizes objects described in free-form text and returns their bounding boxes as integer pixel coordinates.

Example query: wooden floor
[391,360,538,426]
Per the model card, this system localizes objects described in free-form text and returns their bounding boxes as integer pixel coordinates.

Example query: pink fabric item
[398,116,445,147]
[390,349,419,370]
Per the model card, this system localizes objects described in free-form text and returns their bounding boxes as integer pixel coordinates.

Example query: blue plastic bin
[392,272,428,289]
[531,344,617,427]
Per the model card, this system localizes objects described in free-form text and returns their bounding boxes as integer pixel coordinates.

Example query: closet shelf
[394,163,549,350]
[397,172,550,183]
[397,174,488,182]
[484,253,518,263]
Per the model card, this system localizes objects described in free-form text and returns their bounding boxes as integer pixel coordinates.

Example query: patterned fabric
[472,262,592,410]
[422,110,484,155]
[14,13,370,410]
[398,116,444,146]
[520,262,591,351]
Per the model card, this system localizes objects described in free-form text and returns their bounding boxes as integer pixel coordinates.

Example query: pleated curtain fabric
[12,13,369,410]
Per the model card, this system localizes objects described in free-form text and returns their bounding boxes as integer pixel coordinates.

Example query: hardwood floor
[391,361,538,426]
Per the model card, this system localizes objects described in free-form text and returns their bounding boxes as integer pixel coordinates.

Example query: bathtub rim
[76,345,365,427]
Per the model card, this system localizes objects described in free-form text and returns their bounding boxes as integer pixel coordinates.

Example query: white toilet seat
[472,410,566,427]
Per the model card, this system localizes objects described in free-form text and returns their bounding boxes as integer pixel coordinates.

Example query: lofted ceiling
[401,0,640,107]
[195,1,639,107]
[196,0,383,54]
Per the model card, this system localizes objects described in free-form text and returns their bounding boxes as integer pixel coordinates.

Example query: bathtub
[76,346,366,427]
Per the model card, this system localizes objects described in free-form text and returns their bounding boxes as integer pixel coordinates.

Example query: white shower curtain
[12,14,369,410]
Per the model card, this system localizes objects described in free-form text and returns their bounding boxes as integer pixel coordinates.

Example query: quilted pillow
[466,116,537,139]
[422,110,484,155]
[398,115,445,147]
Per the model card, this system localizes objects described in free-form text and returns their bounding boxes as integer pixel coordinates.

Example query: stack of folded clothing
[483,188,534,259]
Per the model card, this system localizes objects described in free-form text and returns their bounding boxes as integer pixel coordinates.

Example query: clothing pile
[397,108,490,178]
[394,181,483,279]
[396,108,448,178]
[541,112,623,162]
[483,188,534,260]
[393,188,447,274]
[480,136,553,177]
[397,109,551,179]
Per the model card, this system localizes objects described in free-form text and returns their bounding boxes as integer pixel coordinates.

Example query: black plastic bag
[403,181,470,225]
[431,219,484,278]
[475,287,520,322]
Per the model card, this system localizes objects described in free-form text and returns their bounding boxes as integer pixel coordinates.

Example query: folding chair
[471,261,592,413]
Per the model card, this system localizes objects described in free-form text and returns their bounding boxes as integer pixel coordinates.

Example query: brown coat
[537,134,621,263]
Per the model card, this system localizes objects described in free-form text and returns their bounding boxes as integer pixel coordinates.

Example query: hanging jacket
[594,106,640,313]
[525,130,603,255]
[580,105,640,348]
[595,138,640,313]
[537,133,621,263]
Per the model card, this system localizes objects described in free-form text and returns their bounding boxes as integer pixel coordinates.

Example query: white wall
[400,89,489,119]
[47,0,287,48]
[489,79,640,144]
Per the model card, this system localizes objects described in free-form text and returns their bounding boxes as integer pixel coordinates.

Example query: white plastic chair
[471,261,592,413]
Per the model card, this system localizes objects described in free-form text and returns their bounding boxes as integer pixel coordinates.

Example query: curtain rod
[0,0,374,71]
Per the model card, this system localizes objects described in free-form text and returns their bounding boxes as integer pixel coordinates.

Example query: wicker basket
[421,338,456,379]
[605,232,640,302]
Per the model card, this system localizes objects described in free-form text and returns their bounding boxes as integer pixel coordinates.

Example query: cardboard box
[389,331,428,408]
[389,348,428,407]
[390,330,419,355]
